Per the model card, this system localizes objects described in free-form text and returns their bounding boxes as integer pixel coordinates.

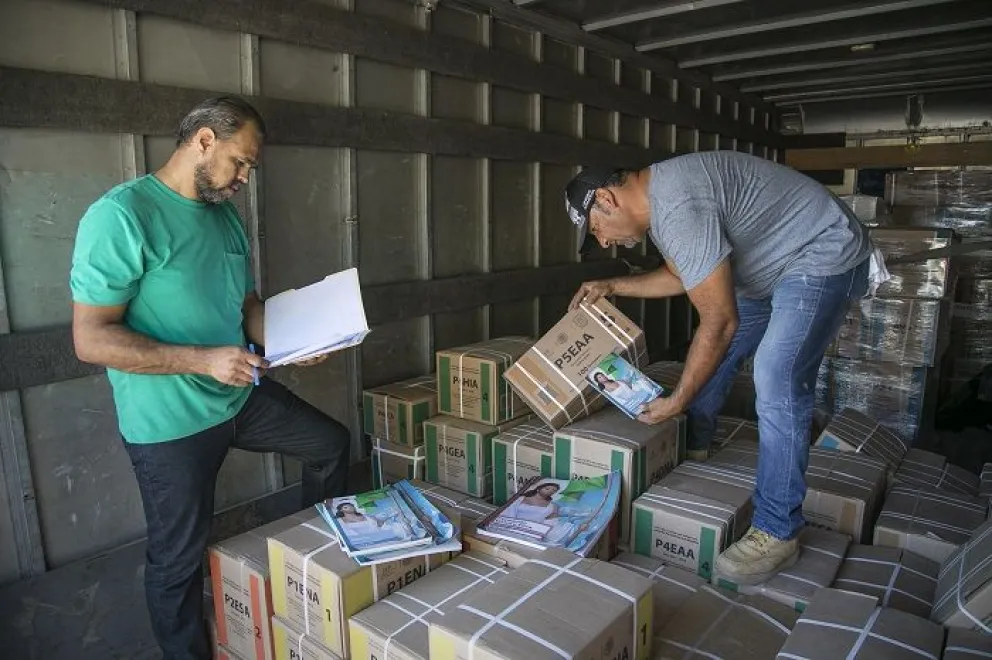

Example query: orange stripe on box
[209,551,229,645]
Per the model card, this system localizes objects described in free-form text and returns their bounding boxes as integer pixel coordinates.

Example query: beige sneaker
[713,527,799,586]
[686,449,709,462]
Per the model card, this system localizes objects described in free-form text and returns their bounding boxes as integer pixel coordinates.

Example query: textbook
[587,352,665,419]
[315,480,457,560]
[473,472,621,556]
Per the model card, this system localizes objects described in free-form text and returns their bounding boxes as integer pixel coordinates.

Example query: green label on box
[634,507,653,557]
[494,441,509,504]
[480,362,492,423]
[412,402,430,442]
[468,433,478,495]
[363,393,374,436]
[398,402,409,444]
[438,356,452,413]
[371,453,382,489]
[699,528,717,580]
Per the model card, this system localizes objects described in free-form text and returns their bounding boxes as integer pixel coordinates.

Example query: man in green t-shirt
[70,96,351,660]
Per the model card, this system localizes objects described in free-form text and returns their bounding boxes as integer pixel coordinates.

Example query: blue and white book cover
[317,484,433,557]
[587,352,665,418]
[475,471,621,556]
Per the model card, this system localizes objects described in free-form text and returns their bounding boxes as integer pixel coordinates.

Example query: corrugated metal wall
[0,0,777,584]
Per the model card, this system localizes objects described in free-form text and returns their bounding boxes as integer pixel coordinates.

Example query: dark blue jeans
[123,378,351,660]
[686,257,869,540]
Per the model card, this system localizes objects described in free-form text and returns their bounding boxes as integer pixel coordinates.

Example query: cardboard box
[830,545,939,620]
[706,443,887,543]
[267,515,454,657]
[362,375,437,446]
[868,227,958,299]
[371,438,426,489]
[610,552,706,632]
[874,486,989,564]
[554,407,685,542]
[884,204,992,238]
[504,298,648,429]
[885,169,992,207]
[706,442,760,473]
[270,616,342,660]
[714,527,850,612]
[208,510,315,660]
[631,464,754,579]
[777,588,944,660]
[932,517,992,630]
[814,408,908,474]
[712,417,759,449]
[427,548,653,660]
[816,358,939,444]
[891,448,980,497]
[435,337,533,425]
[982,463,992,499]
[828,297,951,367]
[804,447,887,543]
[642,361,757,421]
[424,415,527,497]
[654,585,798,659]
[348,552,509,660]
[942,627,992,659]
[491,420,555,505]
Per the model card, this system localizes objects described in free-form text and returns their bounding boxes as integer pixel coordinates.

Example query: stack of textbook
[315,479,461,566]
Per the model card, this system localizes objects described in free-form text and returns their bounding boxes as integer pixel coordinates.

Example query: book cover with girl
[588,352,665,418]
[319,482,437,557]
[474,472,620,555]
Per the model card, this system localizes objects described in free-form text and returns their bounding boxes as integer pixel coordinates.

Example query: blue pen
[248,343,260,386]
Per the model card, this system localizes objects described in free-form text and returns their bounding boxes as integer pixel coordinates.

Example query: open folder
[263,268,371,367]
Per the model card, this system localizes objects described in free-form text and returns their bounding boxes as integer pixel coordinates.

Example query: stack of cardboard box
[423,337,535,497]
[363,375,437,488]
[877,170,992,402]
[818,225,956,443]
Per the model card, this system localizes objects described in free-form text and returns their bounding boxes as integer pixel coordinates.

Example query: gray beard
[193,163,229,204]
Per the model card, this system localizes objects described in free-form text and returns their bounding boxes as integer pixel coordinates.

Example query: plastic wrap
[869,228,957,299]
[885,170,992,207]
[816,357,938,442]
[881,205,992,238]
[828,298,951,367]
[839,194,885,222]
[950,304,992,364]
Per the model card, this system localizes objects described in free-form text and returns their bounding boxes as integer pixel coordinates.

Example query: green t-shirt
[70,174,255,443]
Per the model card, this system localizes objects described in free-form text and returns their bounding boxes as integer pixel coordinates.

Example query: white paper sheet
[263,268,370,367]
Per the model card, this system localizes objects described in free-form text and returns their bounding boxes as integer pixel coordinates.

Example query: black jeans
[123,378,351,660]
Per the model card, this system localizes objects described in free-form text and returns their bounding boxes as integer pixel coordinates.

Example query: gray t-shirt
[648,151,871,299]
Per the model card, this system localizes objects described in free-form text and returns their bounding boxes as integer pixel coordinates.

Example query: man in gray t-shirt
[565,151,871,585]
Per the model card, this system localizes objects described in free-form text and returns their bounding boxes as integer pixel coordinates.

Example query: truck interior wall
[0,0,778,582]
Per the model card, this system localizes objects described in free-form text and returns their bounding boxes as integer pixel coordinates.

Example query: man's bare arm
[569,263,685,309]
[242,292,265,347]
[612,262,686,299]
[72,302,265,386]
[666,259,738,412]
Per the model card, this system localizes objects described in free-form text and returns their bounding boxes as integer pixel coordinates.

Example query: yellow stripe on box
[429,627,458,660]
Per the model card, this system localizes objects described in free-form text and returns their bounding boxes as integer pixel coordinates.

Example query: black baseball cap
[564,165,620,255]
